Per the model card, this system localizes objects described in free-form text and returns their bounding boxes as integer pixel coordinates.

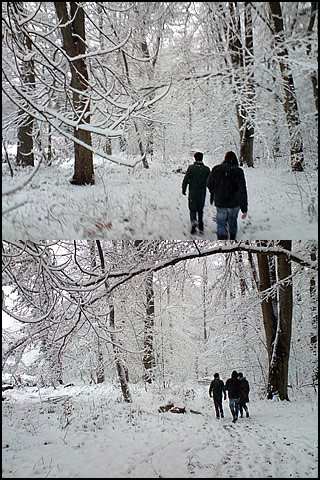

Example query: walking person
[238,372,250,418]
[206,151,248,240]
[209,373,227,419]
[182,152,210,234]
[225,370,243,423]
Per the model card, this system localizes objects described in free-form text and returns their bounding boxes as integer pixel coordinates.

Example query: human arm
[206,169,214,203]
[209,381,213,398]
[239,170,248,214]
[182,166,191,195]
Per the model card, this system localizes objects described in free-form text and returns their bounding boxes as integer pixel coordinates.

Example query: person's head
[231,370,238,378]
[223,151,239,166]
[238,372,243,378]
[214,373,220,379]
[194,152,203,162]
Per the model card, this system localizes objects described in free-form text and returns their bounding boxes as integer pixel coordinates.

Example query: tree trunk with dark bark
[109,305,132,402]
[144,272,155,383]
[257,249,278,363]
[229,2,255,167]
[267,240,293,400]
[269,2,304,172]
[257,241,293,400]
[11,2,35,167]
[54,2,94,185]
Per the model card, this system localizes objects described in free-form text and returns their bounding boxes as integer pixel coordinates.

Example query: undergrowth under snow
[2,383,318,478]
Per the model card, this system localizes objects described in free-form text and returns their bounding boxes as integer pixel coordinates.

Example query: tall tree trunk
[11,2,35,167]
[257,247,278,364]
[95,240,131,402]
[144,272,155,383]
[257,241,293,400]
[96,342,105,384]
[267,240,293,400]
[269,2,304,172]
[241,3,255,167]
[117,41,149,168]
[134,240,156,383]
[109,304,132,402]
[54,2,94,185]
[306,3,318,115]
[202,259,208,341]
[309,242,318,384]
[229,3,255,167]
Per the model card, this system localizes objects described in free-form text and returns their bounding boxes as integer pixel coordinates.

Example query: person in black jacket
[209,373,227,419]
[206,151,248,240]
[182,152,210,234]
[238,372,250,418]
[225,370,243,423]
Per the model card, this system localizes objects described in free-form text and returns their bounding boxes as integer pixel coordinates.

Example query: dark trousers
[239,402,249,417]
[189,197,205,231]
[213,399,224,418]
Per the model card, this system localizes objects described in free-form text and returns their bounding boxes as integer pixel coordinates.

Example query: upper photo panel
[2,2,318,240]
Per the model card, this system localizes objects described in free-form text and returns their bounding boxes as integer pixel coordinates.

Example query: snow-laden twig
[2,295,58,324]
[2,152,44,197]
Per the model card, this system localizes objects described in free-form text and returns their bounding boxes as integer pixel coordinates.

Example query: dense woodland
[2,2,318,184]
[2,240,318,403]
[1,4,318,476]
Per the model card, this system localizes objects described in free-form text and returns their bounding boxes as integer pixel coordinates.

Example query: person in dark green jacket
[182,152,210,234]
[209,373,227,419]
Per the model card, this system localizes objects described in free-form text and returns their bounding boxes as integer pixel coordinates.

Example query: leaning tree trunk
[54,2,94,185]
[269,2,304,172]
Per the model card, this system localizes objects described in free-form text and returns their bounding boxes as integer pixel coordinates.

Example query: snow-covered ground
[2,383,318,478]
[2,154,318,240]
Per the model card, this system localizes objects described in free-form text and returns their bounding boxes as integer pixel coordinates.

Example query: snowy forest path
[2,386,318,478]
[2,161,318,240]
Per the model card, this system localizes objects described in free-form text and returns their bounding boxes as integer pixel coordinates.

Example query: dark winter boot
[246,411,250,418]
[217,234,228,240]
[191,223,197,234]
[229,233,237,240]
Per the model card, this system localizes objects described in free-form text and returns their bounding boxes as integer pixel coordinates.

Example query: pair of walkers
[182,151,248,239]
[209,371,250,423]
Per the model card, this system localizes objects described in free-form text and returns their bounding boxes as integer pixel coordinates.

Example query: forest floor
[2,383,318,478]
[2,153,318,240]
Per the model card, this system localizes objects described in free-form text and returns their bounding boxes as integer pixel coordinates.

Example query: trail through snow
[2,155,318,240]
[2,384,318,478]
